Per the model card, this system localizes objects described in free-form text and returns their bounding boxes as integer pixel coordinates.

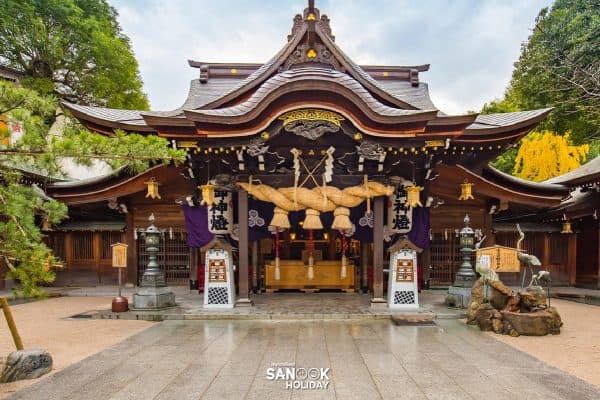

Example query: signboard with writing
[111,243,128,268]
[476,245,521,273]
[208,191,233,234]
[387,179,413,234]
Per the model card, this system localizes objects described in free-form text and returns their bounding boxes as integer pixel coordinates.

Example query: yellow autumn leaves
[513,131,589,182]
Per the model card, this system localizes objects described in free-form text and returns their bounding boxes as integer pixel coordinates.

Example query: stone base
[235,298,254,307]
[132,286,176,310]
[1,349,52,383]
[446,286,472,308]
[370,297,387,309]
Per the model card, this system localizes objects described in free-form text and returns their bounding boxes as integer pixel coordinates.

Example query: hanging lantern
[405,185,423,208]
[199,183,216,206]
[561,221,573,234]
[41,217,52,232]
[144,178,161,199]
[459,180,475,201]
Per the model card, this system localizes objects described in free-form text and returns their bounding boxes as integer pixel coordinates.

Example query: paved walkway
[8,319,599,400]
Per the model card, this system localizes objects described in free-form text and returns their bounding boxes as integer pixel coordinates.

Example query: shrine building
[44,1,592,302]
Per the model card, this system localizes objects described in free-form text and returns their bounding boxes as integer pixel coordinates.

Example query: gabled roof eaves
[463,108,553,135]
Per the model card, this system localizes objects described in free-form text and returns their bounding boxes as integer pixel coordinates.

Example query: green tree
[0,0,149,110]
[0,81,184,297]
[485,0,600,174]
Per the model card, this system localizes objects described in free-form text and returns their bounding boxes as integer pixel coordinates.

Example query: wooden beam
[236,190,252,305]
[371,196,385,305]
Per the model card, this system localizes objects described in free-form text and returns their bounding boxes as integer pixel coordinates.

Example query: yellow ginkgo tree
[513,131,589,182]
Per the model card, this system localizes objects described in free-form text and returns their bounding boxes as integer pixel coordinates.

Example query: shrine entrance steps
[77,288,466,321]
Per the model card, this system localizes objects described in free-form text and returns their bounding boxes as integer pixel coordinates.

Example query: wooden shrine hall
[45,1,580,302]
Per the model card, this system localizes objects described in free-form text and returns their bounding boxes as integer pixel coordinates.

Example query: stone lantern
[133,214,175,310]
[454,214,476,286]
[445,214,477,308]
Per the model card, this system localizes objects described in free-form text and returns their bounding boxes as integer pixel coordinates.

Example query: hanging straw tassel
[331,207,352,231]
[274,229,281,281]
[302,209,323,230]
[270,207,291,229]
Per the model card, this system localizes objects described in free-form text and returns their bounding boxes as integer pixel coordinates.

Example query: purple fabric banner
[182,204,214,248]
[408,207,431,249]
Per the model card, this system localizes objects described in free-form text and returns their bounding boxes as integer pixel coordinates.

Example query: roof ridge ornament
[288,0,334,42]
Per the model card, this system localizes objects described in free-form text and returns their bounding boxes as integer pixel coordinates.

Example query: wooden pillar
[93,232,102,284]
[251,241,258,291]
[371,196,386,307]
[567,233,577,286]
[189,247,198,290]
[596,222,600,289]
[236,190,252,305]
[542,234,550,268]
[361,242,369,292]
[125,210,137,285]
[328,230,337,260]
[65,232,74,285]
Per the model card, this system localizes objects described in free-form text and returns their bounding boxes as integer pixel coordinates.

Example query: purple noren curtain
[408,207,431,250]
[182,205,214,248]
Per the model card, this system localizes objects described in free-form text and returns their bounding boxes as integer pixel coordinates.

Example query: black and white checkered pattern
[207,287,229,304]
[393,290,415,304]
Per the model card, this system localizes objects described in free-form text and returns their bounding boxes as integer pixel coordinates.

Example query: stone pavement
[8,319,599,400]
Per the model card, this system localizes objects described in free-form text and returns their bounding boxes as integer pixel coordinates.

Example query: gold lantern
[405,185,423,208]
[41,217,52,231]
[144,178,161,199]
[199,183,216,206]
[561,221,573,234]
[459,181,475,200]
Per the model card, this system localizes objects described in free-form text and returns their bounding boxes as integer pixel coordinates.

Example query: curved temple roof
[61,2,553,145]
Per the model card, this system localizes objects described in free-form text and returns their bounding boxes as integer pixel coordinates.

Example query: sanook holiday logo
[266,362,331,390]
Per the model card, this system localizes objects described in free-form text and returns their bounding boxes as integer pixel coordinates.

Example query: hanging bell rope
[340,230,347,279]
[274,229,281,280]
[307,229,315,280]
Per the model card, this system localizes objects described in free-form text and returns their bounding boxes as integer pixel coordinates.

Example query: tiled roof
[186,67,436,120]
[544,156,600,185]
[63,103,149,127]
[376,81,437,110]
[465,108,553,134]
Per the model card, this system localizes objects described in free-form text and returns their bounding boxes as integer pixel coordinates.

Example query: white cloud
[109,0,552,115]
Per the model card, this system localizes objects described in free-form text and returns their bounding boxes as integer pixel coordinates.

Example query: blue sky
[108,0,553,114]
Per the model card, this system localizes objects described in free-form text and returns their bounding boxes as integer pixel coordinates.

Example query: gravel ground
[0,296,153,399]
[486,298,600,388]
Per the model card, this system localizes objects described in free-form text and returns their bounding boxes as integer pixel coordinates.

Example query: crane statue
[516,224,542,288]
